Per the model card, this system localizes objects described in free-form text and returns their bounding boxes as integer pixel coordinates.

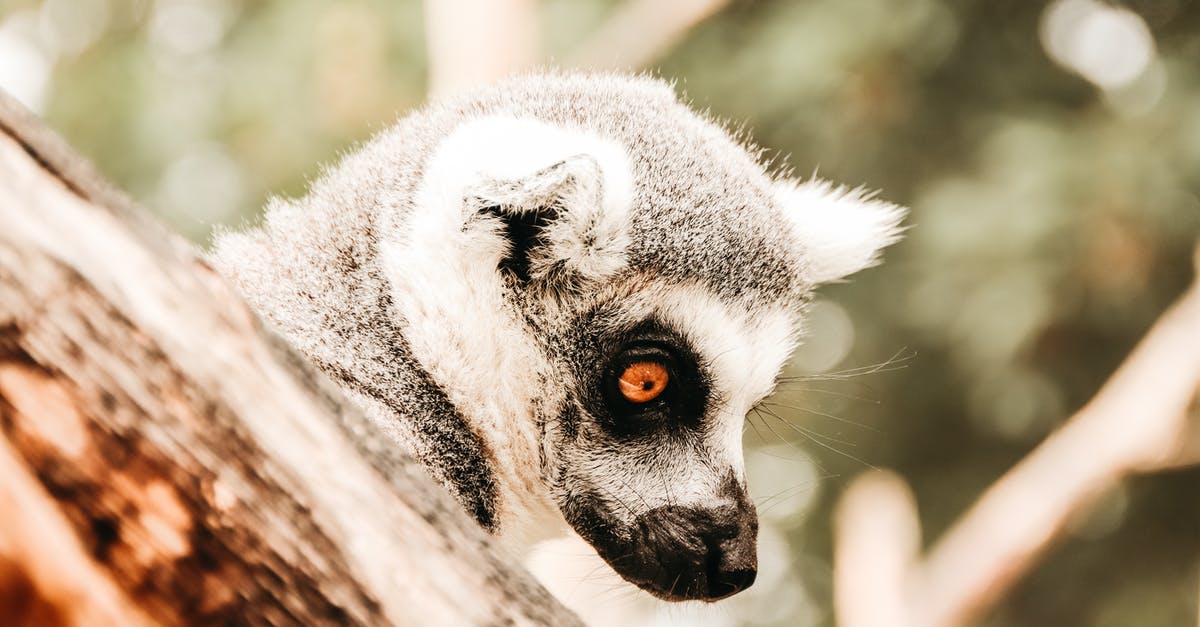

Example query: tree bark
[0,90,580,626]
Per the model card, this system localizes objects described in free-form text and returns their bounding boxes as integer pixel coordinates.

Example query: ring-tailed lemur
[210,72,904,603]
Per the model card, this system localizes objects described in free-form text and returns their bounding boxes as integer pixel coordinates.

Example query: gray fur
[210,72,904,601]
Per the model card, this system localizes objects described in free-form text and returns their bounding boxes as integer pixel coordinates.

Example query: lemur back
[211,72,904,602]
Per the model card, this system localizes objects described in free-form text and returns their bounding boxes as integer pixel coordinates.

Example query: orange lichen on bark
[135,480,194,562]
[205,476,239,513]
[0,557,68,627]
[0,362,88,458]
[0,436,152,627]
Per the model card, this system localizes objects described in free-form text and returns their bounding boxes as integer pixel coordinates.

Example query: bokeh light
[1040,0,1157,91]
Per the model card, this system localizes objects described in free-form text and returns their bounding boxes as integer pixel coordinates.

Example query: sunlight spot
[1103,59,1167,117]
[149,0,235,59]
[1040,0,1156,90]
[38,0,110,57]
[156,143,247,228]
[747,445,820,523]
[0,11,55,113]
[968,367,1064,442]
[791,299,855,374]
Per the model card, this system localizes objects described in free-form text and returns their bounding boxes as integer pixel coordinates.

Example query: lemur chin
[211,72,905,602]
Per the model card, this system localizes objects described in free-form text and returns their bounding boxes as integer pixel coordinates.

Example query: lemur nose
[699,511,758,600]
[629,502,759,601]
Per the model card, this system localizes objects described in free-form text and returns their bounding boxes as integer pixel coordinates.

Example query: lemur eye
[617,362,669,403]
[597,334,706,434]
[602,343,680,416]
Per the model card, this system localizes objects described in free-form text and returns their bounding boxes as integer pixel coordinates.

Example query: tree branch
[0,90,579,626]
[836,244,1200,627]
[834,471,918,627]
[566,0,731,71]
[421,0,731,99]
[423,0,540,99]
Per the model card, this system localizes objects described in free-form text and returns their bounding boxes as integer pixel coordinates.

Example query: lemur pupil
[618,362,669,403]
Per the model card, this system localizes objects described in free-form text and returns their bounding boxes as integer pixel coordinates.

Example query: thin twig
[836,243,1200,627]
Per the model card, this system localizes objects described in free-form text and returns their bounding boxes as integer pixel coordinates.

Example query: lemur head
[374,74,905,602]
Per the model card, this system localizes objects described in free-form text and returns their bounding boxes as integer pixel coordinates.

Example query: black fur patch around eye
[580,317,711,439]
[481,205,559,282]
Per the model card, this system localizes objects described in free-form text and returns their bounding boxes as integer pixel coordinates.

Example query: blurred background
[0,0,1196,625]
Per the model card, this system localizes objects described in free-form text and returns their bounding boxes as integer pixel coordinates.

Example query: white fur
[208,73,906,608]
[416,115,634,286]
[654,285,797,477]
[574,282,798,513]
[775,178,907,284]
[379,116,636,548]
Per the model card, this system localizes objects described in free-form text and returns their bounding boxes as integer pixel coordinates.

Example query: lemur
[210,72,904,603]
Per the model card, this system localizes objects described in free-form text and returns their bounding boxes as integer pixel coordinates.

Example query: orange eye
[617,361,670,403]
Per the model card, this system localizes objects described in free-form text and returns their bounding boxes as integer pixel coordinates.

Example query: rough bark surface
[0,90,580,627]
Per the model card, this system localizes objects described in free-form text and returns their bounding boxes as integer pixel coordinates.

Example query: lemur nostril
[702,527,758,600]
[708,564,757,599]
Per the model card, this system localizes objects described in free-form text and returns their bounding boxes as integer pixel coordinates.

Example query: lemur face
[540,284,796,601]
[377,76,904,602]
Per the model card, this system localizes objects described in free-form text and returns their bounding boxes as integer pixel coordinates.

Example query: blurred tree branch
[422,0,730,98]
[423,0,540,98]
[836,245,1200,627]
[566,0,731,71]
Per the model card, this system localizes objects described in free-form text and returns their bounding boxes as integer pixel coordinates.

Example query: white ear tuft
[410,115,635,288]
[775,179,907,284]
[423,116,635,208]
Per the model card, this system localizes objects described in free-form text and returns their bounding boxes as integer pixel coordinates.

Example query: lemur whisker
[754,482,812,506]
[210,71,906,606]
[597,484,642,519]
[744,415,769,443]
[652,464,680,509]
[747,407,779,446]
[609,475,653,512]
[668,571,683,598]
[774,379,887,401]
[576,561,617,586]
[778,365,906,382]
[752,408,843,478]
[756,484,818,515]
[750,407,798,449]
[772,385,882,404]
[758,405,860,448]
[565,560,641,605]
[570,564,643,604]
[758,405,877,469]
[777,347,915,382]
[752,443,823,463]
[760,400,879,432]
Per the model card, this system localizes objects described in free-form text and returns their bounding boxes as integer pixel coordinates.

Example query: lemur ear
[774,179,907,284]
[471,154,628,285]
[420,116,634,288]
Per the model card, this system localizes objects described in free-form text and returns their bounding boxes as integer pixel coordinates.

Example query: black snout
[630,504,758,601]
[565,476,760,602]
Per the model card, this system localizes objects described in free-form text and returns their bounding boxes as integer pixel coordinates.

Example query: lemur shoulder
[210,72,905,602]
